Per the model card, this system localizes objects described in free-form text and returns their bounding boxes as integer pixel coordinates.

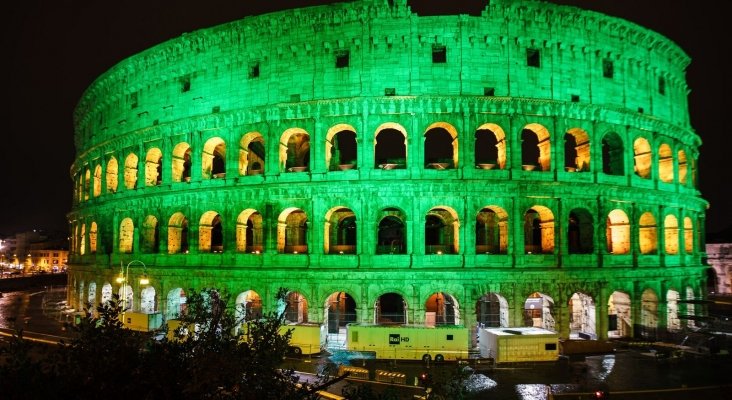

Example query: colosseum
[68,0,709,344]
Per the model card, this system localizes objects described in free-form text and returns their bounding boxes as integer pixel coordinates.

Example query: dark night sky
[1,0,728,237]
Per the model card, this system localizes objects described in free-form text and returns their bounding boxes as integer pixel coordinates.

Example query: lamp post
[116,260,148,319]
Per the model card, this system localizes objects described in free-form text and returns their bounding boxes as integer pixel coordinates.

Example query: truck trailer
[280,322,327,355]
[346,323,470,362]
[478,327,559,363]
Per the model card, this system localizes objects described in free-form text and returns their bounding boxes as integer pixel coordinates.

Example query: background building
[68,0,709,342]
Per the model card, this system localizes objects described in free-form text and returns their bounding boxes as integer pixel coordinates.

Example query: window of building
[484,87,495,96]
[432,44,446,63]
[385,88,396,96]
[335,50,350,68]
[180,76,191,93]
[602,59,614,78]
[658,77,666,95]
[248,61,260,78]
[571,94,580,102]
[130,92,138,109]
[526,48,540,68]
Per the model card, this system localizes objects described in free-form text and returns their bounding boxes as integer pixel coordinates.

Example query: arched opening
[78,281,85,310]
[664,214,679,255]
[374,124,407,169]
[167,212,189,254]
[145,148,163,186]
[101,283,113,305]
[236,209,263,253]
[375,292,407,325]
[141,215,159,254]
[284,291,308,323]
[523,206,554,254]
[172,142,192,182]
[235,290,262,322]
[685,287,697,329]
[89,222,97,254]
[564,128,590,172]
[80,224,86,255]
[678,149,688,184]
[87,282,97,307]
[376,208,406,254]
[474,123,506,170]
[239,132,265,176]
[424,123,458,169]
[123,153,138,189]
[325,292,357,334]
[425,207,459,254]
[606,209,630,255]
[166,288,187,320]
[607,291,632,338]
[84,169,90,201]
[118,284,133,311]
[569,292,596,339]
[106,157,118,193]
[667,289,681,332]
[277,208,308,254]
[324,207,356,254]
[568,209,593,254]
[476,293,509,328]
[119,217,134,254]
[633,137,652,179]
[280,128,310,172]
[684,217,694,253]
[521,123,551,171]
[326,124,357,171]
[476,206,508,254]
[199,211,223,253]
[641,289,659,339]
[639,212,658,255]
[523,292,555,331]
[601,132,624,176]
[140,286,156,314]
[658,143,674,183]
[425,292,460,326]
[93,165,102,197]
[202,137,226,179]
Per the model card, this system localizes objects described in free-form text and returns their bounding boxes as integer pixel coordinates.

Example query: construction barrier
[374,369,406,385]
[338,365,370,380]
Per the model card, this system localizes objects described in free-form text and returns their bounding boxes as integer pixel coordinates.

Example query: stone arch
[141,215,160,254]
[641,288,659,339]
[239,132,265,176]
[476,206,509,254]
[425,292,460,325]
[93,164,102,197]
[280,128,310,172]
[523,292,555,331]
[119,217,134,254]
[87,282,97,307]
[140,286,156,314]
[639,212,658,255]
[376,207,407,254]
[80,223,86,255]
[425,206,459,254]
[424,122,458,169]
[667,289,681,332]
[199,211,223,253]
[683,217,694,253]
[171,142,192,182]
[375,292,407,324]
[476,292,509,328]
[523,206,554,254]
[202,137,226,179]
[608,291,632,338]
[601,132,624,175]
[101,283,113,305]
[678,149,688,184]
[235,290,263,322]
[324,206,357,254]
[685,287,696,329]
[664,214,679,255]
[324,291,357,334]
[124,153,138,189]
[325,124,358,171]
[569,292,596,339]
[119,284,133,311]
[166,288,187,320]
[606,209,630,255]
[106,157,118,193]
[277,207,308,254]
[658,143,674,183]
[89,221,98,253]
[475,123,507,170]
[78,281,85,310]
[236,209,263,253]
[284,291,309,323]
[167,212,189,254]
[564,128,590,172]
[521,123,551,171]
[633,137,652,179]
[84,168,90,201]
[145,147,163,186]
[568,208,594,254]
[374,122,407,168]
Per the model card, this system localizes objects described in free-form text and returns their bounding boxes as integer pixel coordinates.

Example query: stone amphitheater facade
[68,0,709,341]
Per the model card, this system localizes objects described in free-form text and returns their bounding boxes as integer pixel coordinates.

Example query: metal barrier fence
[338,365,370,380]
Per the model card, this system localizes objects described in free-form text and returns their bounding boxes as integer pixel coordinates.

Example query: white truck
[280,322,327,355]
[346,323,470,362]
[478,327,559,363]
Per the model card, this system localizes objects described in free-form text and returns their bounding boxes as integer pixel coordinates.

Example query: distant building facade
[68,0,709,341]
[706,244,732,294]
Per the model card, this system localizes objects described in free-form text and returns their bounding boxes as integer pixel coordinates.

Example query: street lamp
[116,260,149,315]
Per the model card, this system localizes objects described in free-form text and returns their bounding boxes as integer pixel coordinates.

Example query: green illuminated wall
[68,0,707,340]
